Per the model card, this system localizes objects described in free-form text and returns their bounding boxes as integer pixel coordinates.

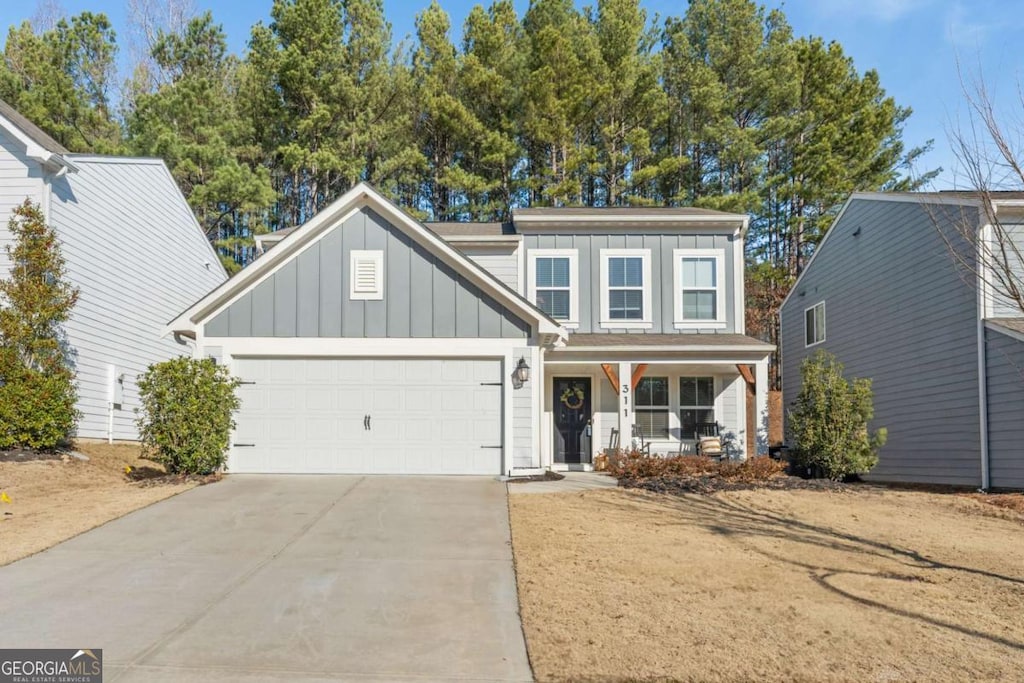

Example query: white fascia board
[553,344,775,354]
[208,337,525,357]
[0,115,75,173]
[440,234,522,244]
[984,319,1024,343]
[513,213,746,225]
[850,191,981,207]
[165,182,566,339]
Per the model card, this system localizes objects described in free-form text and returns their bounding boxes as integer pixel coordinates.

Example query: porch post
[617,361,633,448]
[755,358,769,456]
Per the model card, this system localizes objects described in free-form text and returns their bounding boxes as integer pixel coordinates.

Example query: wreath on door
[559,385,585,410]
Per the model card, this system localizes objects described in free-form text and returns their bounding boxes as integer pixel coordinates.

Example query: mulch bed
[619,474,851,495]
[507,470,566,484]
[0,448,68,462]
[134,472,222,487]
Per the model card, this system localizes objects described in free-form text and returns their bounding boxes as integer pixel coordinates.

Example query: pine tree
[0,201,80,450]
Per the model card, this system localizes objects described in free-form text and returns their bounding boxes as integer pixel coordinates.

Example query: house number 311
[622,383,629,417]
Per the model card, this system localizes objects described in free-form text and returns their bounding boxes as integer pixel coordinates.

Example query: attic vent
[350,250,384,300]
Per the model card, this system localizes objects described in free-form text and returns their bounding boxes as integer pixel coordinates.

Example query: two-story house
[167,183,773,476]
[780,192,1024,490]
[0,99,227,442]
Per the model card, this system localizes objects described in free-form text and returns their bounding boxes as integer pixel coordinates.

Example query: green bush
[0,200,80,450]
[136,357,240,474]
[788,350,886,480]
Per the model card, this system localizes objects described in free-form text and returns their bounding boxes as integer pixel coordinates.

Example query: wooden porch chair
[694,422,723,459]
[630,424,652,456]
[608,427,620,452]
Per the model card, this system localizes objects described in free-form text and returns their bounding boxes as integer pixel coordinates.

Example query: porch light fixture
[514,357,531,384]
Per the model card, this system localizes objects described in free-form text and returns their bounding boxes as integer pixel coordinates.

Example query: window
[600,249,652,328]
[350,250,383,300]
[673,249,726,328]
[635,377,669,439]
[680,377,715,438]
[528,250,578,325]
[805,301,826,346]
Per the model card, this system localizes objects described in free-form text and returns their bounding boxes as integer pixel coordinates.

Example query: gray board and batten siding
[985,326,1024,489]
[522,231,740,334]
[206,207,530,339]
[781,198,984,486]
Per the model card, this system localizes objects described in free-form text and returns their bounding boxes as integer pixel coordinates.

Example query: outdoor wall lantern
[514,357,531,384]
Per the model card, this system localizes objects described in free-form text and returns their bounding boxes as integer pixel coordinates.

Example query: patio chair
[694,422,723,459]
[630,424,651,456]
[607,427,620,452]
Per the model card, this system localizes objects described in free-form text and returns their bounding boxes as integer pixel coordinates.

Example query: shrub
[788,350,886,480]
[0,200,80,450]
[607,449,785,482]
[136,357,240,474]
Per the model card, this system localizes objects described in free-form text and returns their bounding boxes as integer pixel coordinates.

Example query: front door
[553,377,592,464]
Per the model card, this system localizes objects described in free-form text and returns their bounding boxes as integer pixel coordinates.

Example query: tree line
[0,0,935,384]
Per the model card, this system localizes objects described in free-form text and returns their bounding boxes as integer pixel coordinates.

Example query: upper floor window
[600,249,652,328]
[805,301,826,346]
[673,249,726,329]
[528,249,578,326]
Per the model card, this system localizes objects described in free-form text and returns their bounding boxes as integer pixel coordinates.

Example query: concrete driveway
[0,476,532,682]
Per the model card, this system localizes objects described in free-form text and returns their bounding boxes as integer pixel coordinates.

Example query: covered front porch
[538,334,773,470]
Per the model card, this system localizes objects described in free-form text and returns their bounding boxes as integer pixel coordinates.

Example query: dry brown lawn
[0,441,201,566]
[510,487,1024,682]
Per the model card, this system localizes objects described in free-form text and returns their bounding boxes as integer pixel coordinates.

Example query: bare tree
[31,0,64,32]
[930,64,1024,318]
[125,0,197,88]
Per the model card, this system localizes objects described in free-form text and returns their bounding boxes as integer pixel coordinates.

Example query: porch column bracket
[600,363,619,392]
[630,363,649,390]
[737,364,755,388]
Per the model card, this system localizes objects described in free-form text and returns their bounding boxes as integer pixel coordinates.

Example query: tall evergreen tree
[0,13,121,152]
[127,12,276,271]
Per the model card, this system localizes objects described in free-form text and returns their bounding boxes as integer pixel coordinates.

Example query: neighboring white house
[780,192,1024,490]
[0,100,228,441]
[168,183,773,476]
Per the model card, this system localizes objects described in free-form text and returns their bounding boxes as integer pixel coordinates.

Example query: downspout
[977,220,992,490]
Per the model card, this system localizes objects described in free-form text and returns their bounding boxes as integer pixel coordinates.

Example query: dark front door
[554,377,592,464]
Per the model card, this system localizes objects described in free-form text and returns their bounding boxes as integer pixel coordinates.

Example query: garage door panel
[230,358,504,474]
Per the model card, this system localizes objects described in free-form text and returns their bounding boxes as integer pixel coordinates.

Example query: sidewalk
[507,471,619,495]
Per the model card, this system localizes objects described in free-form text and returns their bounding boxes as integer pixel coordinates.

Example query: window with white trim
[805,301,826,346]
[680,377,715,438]
[350,250,383,300]
[600,249,652,327]
[673,249,726,328]
[635,376,670,439]
[528,250,578,324]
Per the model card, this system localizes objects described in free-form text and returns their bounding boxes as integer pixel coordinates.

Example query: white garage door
[230,358,504,475]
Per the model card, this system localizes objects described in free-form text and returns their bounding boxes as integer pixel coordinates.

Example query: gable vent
[350,250,384,300]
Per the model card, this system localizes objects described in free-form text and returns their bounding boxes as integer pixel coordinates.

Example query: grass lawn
[0,441,204,566]
[509,486,1024,682]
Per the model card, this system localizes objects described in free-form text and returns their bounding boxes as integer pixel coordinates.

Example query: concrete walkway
[507,471,619,495]
[0,475,532,682]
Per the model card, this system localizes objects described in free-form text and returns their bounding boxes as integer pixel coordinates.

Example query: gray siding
[0,128,46,279]
[49,157,228,440]
[461,244,520,292]
[985,328,1024,489]
[781,198,983,486]
[206,208,530,339]
[991,222,1024,318]
[522,231,739,334]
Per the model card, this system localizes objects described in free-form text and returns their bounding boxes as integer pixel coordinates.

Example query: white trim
[599,248,653,329]
[672,248,727,329]
[554,344,774,353]
[206,337,522,357]
[804,301,826,347]
[985,319,1024,343]
[513,213,746,226]
[527,249,580,328]
[734,227,746,332]
[440,234,522,244]
[165,182,565,339]
[0,112,76,172]
[349,249,384,300]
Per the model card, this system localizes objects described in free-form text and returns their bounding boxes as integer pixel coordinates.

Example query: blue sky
[2,0,1021,189]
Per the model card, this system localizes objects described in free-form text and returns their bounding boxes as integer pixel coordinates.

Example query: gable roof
[0,98,76,172]
[166,182,566,340]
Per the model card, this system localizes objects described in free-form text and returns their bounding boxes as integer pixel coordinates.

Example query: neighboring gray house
[0,101,227,441]
[780,192,1024,489]
[168,183,773,476]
